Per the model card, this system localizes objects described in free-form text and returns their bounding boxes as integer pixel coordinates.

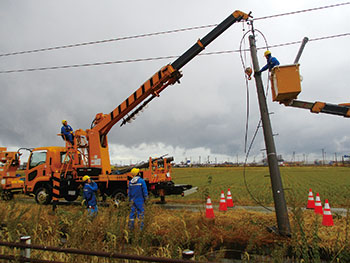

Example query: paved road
[156,203,349,216]
[10,197,349,216]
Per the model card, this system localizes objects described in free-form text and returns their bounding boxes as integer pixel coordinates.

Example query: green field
[169,166,350,208]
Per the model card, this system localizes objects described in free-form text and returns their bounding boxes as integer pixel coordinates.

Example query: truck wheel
[111,189,127,206]
[1,191,13,201]
[35,186,52,205]
[64,194,79,202]
[64,190,79,202]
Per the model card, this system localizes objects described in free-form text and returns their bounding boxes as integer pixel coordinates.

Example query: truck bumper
[153,181,196,196]
[181,186,198,196]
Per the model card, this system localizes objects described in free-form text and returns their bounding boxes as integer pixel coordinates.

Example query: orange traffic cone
[322,199,334,226]
[219,191,227,211]
[314,193,323,215]
[227,189,234,208]
[205,196,215,218]
[306,189,315,209]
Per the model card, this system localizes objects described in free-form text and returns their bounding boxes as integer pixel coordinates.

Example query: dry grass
[0,199,349,262]
[2,166,350,261]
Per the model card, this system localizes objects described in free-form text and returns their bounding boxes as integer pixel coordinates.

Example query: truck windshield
[29,150,47,169]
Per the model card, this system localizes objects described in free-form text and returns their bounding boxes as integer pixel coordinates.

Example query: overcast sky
[0,0,349,165]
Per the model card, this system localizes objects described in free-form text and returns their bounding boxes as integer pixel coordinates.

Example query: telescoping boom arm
[91,10,251,144]
[288,100,350,117]
[270,37,350,119]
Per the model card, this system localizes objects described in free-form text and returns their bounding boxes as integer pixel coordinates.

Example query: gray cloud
[0,0,349,163]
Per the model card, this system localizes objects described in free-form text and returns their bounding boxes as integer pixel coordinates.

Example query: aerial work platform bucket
[271,64,301,103]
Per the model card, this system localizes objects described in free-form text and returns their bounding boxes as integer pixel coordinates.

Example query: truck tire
[111,189,127,203]
[1,190,13,201]
[64,189,80,202]
[35,186,52,205]
[64,194,79,202]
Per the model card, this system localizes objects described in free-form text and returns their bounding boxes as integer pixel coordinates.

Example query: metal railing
[0,237,215,263]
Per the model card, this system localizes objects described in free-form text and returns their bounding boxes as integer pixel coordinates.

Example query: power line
[0,25,216,58]
[0,55,179,73]
[254,2,350,20]
[0,32,348,74]
[0,2,348,58]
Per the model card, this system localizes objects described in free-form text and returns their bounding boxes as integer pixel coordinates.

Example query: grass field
[169,166,350,208]
[1,166,350,262]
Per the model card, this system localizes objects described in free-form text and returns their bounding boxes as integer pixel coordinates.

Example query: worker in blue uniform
[61,120,74,145]
[83,175,98,217]
[259,50,280,73]
[128,168,148,230]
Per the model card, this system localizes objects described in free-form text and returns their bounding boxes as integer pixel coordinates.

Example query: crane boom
[171,10,251,70]
[69,10,250,174]
[92,10,251,142]
[91,64,180,140]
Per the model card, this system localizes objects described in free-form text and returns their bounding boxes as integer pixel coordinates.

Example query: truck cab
[25,146,80,204]
[0,147,24,200]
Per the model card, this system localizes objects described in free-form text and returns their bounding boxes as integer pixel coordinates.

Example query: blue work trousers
[87,205,98,217]
[129,201,145,230]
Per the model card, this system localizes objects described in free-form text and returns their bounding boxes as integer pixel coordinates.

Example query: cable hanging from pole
[239,22,274,212]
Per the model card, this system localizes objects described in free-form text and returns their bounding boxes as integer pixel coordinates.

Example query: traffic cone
[226,189,234,208]
[322,199,334,226]
[306,189,315,209]
[205,196,215,218]
[314,193,323,215]
[219,191,227,211]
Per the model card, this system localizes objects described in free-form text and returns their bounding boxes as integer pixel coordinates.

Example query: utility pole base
[266,226,291,237]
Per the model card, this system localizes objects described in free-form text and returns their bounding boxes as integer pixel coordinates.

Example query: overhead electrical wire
[254,1,350,21]
[0,2,348,58]
[0,25,216,58]
[0,32,348,74]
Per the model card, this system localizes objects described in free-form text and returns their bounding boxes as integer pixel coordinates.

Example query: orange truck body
[22,145,183,204]
[0,147,24,200]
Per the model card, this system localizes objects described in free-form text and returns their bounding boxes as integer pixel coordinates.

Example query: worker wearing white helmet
[128,168,148,230]
[259,50,280,73]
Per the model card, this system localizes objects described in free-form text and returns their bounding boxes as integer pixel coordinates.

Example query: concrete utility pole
[248,34,291,236]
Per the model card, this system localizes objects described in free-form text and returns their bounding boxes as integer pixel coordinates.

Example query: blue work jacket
[260,55,280,72]
[61,124,73,136]
[128,176,148,203]
[83,181,98,207]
